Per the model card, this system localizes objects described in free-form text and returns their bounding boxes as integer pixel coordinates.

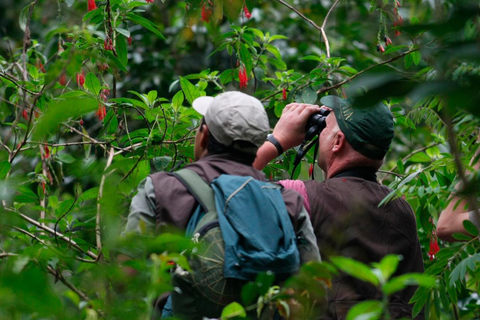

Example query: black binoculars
[305,108,330,142]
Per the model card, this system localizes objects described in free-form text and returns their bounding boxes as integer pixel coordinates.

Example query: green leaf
[116,35,128,68]
[153,156,172,171]
[300,55,323,62]
[115,27,131,38]
[221,302,247,319]
[463,219,479,236]
[84,73,101,96]
[345,300,382,320]
[330,256,380,286]
[33,97,98,139]
[451,232,473,241]
[383,273,436,295]
[383,45,408,55]
[172,91,184,112]
[57,153,76,164]
[180,77,201,105]
[0,161,11,179]
[404,53,413,69]
[265,44,282,60]
[374,254,401,281]
[19,3,34,32]
[300,87,317,104]
[339,66,358,75]
[410,286,431,318]
[126,12,165,40]
[239,44,253,75]
[411,51,421,66]
[409,152,431,163]
[105,110,118,134]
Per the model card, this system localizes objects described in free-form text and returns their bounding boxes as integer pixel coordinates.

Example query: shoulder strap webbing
[171,169,216,213]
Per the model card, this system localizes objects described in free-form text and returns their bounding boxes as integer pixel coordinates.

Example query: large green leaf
[33,97,98,139]
[126,12,165,39]
[330,256,380,286]
[180,77,201,105]
[345,300,382,320]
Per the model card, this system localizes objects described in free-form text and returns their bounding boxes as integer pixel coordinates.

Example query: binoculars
[305,108,331,142]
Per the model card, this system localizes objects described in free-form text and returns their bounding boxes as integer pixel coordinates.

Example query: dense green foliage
[0,0,480,319]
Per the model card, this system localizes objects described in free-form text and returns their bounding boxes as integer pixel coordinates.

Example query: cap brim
[320,95,348,110]
[192,96,215,115]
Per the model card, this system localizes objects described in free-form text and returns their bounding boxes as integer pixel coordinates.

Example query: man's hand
[253,103,322,171]
[272,103,322,151]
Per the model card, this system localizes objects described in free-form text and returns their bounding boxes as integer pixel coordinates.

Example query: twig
[0,72,40,96]
[5,207,98,260]
[275,0,321,31]
[0,253,17,259]
[96,146,115,258]
[320,0,341,58]
[317,47,420,94]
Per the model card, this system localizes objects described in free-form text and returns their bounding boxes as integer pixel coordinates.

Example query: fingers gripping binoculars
[292,108,331,178]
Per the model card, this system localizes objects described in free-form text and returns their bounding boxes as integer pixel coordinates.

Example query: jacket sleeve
[122,177,157,235]
[296,205,321,263]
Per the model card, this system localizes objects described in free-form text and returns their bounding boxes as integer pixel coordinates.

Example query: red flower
[238,63,248,89]
[428,233,440,261]
[41,181,46,194]
[98,63,109,72]
[22,109,28,121]
[59,73,67,86]
[88,0,97,11]
[376,44,385,53]
[36,60,46,73]
[43,145,50,159]
[100,85,110,101]
[145,0,154,3]
[396,0,401,7]
[384,36,392,46]
[128,36,132,45]
[76,71,85,87]
[96,104,107,121]
[80,118,84,126]
[104,37,114,51]
[282,88,287,100]
[395,14,404,25]
[309,164,314,177]
[244,5,252,19]
[201,4,212,22]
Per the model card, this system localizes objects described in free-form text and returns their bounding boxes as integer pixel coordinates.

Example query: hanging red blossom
[100,85,110,102]
[396,0,401,6]
[104,37,114,51]
[145,0,154,3]
[22,109,28,121]
[98,63,109,72]
[201,4,212,22]
[36,60,46,73]
[88,0,97,11]
[238,63,248,89]
[376,44,385,53]
[128,36,132,45]
[96,104,107,121]
[59,73,67,86]
[428,233,440,261]
[80,118,84,126]
[282,88,287,100]
[44,145,50,159]
[76,71,85,87]
[309,164,314,177]
[244,5,252,19]
[384,36,392,46]
[41,181,46,194]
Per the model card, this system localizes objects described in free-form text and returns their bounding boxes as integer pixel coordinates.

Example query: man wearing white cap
[124,91,320,319]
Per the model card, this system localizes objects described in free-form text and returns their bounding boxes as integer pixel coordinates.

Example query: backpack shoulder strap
[171,169,216,214]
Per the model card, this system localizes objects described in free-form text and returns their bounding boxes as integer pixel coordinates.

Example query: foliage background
[0,0,480,319]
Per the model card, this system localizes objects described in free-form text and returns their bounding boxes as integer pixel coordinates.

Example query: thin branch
[275,0,321,31]
[317,46,420,94]
[5,207,98,260]
[320,0,341,58]
[0,253,17,259]
[96,146,115,258]
[0,72,40,96]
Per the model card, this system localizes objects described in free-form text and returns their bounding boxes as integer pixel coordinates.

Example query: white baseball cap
[192,91,269,154]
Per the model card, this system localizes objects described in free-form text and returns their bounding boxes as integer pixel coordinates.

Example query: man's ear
[332,131,345,153]
[200,124,210,149]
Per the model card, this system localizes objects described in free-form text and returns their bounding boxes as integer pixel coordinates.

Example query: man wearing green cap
[254,96,424,319]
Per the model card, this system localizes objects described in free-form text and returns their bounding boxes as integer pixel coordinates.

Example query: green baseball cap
[320,95,394,160]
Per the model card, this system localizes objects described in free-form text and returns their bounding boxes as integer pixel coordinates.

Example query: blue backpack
[169,169,300,315]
